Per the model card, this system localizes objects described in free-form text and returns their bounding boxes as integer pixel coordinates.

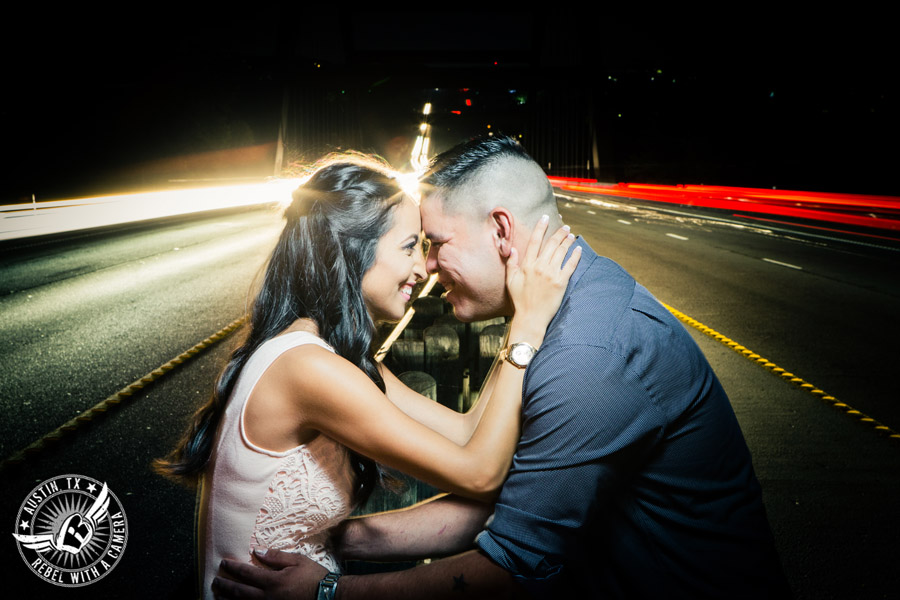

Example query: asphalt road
[0,206,283,459]
[554,192,900,432]
[1,198,898,598]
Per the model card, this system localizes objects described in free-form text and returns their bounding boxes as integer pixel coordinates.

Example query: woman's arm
[289,221,579,501]
[283,314,541,501]
[377,358,501,446]
[377,365,466,445]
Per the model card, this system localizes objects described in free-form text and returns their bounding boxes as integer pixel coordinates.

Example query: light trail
[0,179,301,242]
[548,178,900,233]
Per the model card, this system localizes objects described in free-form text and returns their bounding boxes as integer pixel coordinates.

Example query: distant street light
[410,103,433,174]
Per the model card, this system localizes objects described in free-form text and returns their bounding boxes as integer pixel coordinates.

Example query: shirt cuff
[476,528,563,596]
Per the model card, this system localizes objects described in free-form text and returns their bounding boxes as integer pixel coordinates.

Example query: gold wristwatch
[500,342,538,368]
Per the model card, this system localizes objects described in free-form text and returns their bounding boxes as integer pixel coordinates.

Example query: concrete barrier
[397,370,437,401]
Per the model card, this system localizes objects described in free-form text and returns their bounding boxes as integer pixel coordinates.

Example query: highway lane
[556,193,900,434]
[4,195,895,463]
[0,337,236,599]
[1,196,899,599]
[0,205,284,459]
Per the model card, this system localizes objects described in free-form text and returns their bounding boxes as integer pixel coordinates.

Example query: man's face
[420,195,508,322]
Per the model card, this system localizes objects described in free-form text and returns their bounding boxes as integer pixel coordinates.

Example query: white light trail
[0,179,300,242]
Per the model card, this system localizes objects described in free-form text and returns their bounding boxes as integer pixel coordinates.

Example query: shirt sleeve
[476,343,666,593]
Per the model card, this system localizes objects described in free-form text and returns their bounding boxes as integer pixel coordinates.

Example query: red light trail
[547,178,900,234]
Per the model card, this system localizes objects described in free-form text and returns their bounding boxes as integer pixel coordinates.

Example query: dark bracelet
[317,572,341,600]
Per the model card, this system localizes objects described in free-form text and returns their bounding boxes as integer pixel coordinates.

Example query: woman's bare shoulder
[266,341,369,397]
[243,341,363,449]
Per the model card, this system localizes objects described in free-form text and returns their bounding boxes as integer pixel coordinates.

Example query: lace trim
[250,447,350,573]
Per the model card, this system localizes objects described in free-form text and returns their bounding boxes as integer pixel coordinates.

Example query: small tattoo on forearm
[452,574,468,592]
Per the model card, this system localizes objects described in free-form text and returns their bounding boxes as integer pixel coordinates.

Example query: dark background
[3,8,897,203]
[2,10,899,598]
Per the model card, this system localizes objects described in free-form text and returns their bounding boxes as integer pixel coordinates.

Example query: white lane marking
[586,210,597,215]
[618,220,631,225]
[762,258,802,270]
[666,233,689,240]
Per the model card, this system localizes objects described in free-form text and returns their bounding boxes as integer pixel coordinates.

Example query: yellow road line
[662,303,900,444]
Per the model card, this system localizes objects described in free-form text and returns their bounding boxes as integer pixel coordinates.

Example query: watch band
[317,572,341,600]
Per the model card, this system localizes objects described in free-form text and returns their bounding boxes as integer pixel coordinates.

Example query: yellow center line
[661,303,900,444]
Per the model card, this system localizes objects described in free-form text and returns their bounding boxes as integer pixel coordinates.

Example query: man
[215,137,790,599]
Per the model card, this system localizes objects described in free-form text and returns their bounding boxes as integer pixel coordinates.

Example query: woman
[154,155,579,598]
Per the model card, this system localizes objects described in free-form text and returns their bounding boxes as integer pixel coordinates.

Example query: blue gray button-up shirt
[477,239,789,598]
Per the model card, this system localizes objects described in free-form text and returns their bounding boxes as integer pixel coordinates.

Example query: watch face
[510,343,535,365]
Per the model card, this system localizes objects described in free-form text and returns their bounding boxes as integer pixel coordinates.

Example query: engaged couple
[158,136,790,599]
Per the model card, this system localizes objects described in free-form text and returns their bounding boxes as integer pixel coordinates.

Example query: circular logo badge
[12,474,128,587]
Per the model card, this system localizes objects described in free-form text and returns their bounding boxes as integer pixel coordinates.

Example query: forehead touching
[388,195,422,237]
[424,156,551,232]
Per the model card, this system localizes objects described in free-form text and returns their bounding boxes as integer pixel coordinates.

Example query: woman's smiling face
[361,196,427,322]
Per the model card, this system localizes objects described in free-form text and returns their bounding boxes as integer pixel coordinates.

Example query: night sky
[3,8,896,202]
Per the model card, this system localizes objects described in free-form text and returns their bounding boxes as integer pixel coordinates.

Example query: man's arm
[336,494,493,561]
[215,548,527,600]
[211,496,502,600]
[474,342,663,593]
[339,550,524,599]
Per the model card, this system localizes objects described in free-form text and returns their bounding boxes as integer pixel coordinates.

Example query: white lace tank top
[198,331,353,599]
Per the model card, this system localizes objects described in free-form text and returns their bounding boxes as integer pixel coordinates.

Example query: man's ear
[490,207,514,258]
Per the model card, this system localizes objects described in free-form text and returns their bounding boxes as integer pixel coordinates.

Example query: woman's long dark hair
[154,155,405,506]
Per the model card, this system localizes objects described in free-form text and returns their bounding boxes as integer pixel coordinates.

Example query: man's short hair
[424,136,533,191]
[422,135,556,224]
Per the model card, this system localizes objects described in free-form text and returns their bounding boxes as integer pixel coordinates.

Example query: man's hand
[211,549,326,600]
